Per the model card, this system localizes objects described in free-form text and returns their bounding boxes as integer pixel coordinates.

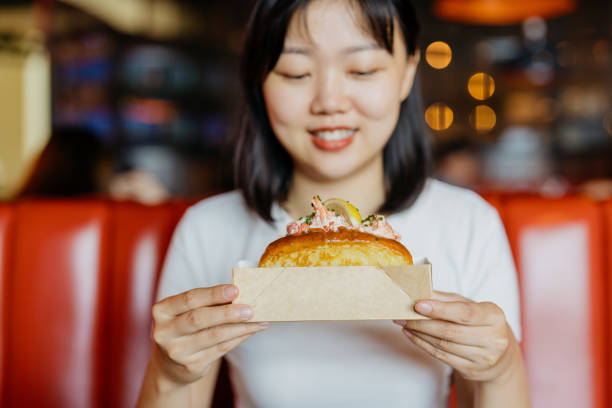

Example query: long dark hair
[234,0,432,221]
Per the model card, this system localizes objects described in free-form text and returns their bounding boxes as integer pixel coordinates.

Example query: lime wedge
[323,198,362,227]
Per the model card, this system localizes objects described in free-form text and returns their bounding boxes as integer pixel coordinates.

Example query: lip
[309,126,356,133]
[309,127,357,151]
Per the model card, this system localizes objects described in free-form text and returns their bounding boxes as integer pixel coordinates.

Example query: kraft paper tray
[232,262,432,322]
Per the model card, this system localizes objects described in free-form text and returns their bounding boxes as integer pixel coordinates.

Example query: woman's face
[262,0,418,182]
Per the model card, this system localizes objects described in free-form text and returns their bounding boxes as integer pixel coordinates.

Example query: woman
[137,0,530,406]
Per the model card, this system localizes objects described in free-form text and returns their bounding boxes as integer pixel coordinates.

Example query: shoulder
[391,179,500,241]
[420,179,492,210]
[188,190,249,215]
[418,179,496,218]
[173,190,256,244]
[182,190,252,226]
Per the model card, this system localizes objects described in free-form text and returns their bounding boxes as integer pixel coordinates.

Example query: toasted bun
[258,229,413,267]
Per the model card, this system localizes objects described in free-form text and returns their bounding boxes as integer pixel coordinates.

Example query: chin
[303,157,371,181]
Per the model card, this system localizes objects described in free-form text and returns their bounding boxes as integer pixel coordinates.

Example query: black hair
[234,0,431,221]
[20,127,105,197]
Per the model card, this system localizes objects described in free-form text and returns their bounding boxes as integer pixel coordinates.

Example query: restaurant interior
[0,0,611,407]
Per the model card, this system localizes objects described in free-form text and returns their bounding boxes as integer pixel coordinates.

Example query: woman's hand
[151,284,269,387]
[394,290,515,384]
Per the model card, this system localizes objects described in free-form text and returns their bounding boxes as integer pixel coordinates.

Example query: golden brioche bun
[258,228,412,267]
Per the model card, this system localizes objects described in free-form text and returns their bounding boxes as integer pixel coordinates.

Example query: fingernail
[416,302,433,315]
[258,322,270,327]
[223,285,238,300]
[238,306,253,320]
[393,320,407,326]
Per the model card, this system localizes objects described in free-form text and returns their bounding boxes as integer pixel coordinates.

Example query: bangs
[243,0,419,88]
[351,0,396,54]
[291,0,397,55]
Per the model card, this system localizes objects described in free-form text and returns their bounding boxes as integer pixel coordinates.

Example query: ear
[400,49,420,101]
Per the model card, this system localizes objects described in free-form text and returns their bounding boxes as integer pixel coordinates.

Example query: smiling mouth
[309,128,357,151]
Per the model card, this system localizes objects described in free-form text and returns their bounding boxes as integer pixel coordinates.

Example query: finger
[182,322,270,356]
[173,303,254,336]
[154,285,238,321]
[405,329,486,364]
[403,328,475,371]
[413,300,502,326]
[403,319,491,348]
[431,290,470,302]
[189,331,259,370]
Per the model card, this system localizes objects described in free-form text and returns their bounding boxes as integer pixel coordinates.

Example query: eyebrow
[282,43,382,55]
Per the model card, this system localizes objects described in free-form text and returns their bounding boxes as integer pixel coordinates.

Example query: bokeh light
[425,41,452,69]
[425,103,454,131]
[468,73,495,100]
[469,105,497,133]
[523,16,547,42]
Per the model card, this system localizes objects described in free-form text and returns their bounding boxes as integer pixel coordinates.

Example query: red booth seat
[0,205,13,406]
[503,197,608,408]
[604,200,612,400]
[0,196,610,408]
[0,200,191,408]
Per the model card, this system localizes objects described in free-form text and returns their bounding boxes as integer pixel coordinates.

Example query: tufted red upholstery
[504,197,607,408]
[6,201,111,407]
[0,196,609,408]
[604,200,612,399]
[108,203,179,408]
[0,205,14,406]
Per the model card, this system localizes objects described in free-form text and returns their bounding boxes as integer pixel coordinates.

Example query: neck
[283,154,386,220]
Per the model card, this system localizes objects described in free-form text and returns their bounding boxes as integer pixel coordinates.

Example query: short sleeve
[462,205,522,341]
[156,208,211,301]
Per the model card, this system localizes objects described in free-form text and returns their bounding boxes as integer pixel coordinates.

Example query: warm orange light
[470,105,496,132]
[123,98,178,125]
[425,103,454,131]
[425,41,452,69]
[468,73,495,100]
[434,0,576,25]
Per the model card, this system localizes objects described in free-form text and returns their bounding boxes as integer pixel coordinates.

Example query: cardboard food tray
[232,260,432,322]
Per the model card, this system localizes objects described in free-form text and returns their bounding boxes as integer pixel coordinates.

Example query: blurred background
[1,2,611,408]
[1,0,611,203]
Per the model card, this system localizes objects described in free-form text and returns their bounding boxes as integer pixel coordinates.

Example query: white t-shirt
[157,179,521,408]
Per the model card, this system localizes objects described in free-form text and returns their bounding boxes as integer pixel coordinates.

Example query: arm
[136,285,269,407]
[137,351,221,407]
[395,291,531,408]
[454,332,530,408]
[193,358,222,407]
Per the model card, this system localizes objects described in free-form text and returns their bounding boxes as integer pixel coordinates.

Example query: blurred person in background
[19,126,170,205]
[19,127,108,198]
[108,168,170,205]
[435,139,482,189]
[138,1,529,407]
[578,178,612,201]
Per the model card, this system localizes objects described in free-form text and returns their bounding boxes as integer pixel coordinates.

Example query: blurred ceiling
[0,0,246,40]
[434,0,576,25]
[57,0,202,39]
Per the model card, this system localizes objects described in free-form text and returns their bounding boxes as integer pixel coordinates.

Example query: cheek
[263,78,309,130]
[353,79,402,120]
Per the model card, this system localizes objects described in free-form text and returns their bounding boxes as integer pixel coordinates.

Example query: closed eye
[279,73,310,80]
[351,69,379,77]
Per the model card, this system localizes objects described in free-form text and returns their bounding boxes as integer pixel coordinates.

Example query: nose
[310,71,351,115]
